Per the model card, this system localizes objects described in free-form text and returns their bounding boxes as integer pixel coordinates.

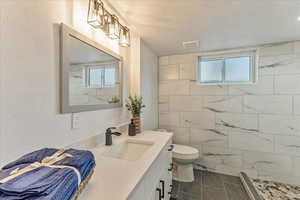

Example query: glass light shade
[87,0,106,28]
[101,9,110,33]
[119,26,130,47]
[107,15,120,39]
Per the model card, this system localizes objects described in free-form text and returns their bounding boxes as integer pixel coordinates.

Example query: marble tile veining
[229,76,274,95]
[181,112,215,128]
[259,54,300,76]
[229,132,274,152]
[216,113,258,133]
[259,115,300,135]
[197,146,243,170]
[159,41,300,186]
[242,152,293,175]
[203,96,243,113]
[190,128,228,148]
[275,135,300,155]
[190,82,228,96]
[244,95,293,114]
[259,43,294,57]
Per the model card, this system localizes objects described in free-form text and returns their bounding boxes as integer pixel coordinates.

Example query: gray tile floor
[171,170,250,200]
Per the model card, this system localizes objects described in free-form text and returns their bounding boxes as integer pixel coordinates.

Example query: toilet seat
[172,144,199,182]
[172,144,199,160]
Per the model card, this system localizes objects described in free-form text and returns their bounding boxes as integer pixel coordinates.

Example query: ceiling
[107,0,300,55]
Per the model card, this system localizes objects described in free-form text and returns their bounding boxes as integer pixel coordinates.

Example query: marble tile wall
[158,41,300,185]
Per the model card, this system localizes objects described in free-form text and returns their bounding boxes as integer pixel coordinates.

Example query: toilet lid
[173,144,198,155]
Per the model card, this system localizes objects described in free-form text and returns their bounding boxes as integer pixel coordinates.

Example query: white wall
[0,0,132,166]
[130,31,141,96]
[159,41,300,185]
[140,40,158,130]
[0,2,4,166]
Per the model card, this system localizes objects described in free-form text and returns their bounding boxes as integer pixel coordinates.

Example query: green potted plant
[125,95,145,133]
[108,96,120,104]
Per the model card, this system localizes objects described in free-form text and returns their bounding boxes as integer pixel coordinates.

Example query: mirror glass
[60,24,123,113]
[68,36,121,106]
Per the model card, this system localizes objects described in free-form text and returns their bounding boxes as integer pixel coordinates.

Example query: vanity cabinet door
[155,181,163,200]
[164,171,173,200]
[156,173,172,200]
[127,180,145,200]
[164,139,173,200]
[128,137,173,200]
[148,188,156,200]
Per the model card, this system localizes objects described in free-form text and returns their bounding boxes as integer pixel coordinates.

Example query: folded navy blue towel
[0,148,95,200]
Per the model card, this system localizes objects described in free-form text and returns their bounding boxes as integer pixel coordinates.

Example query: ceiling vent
[182,40,200,49]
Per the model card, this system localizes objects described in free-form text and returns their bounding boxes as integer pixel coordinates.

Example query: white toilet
[172,144,199,182]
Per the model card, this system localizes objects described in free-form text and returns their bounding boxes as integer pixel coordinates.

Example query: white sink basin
[102,139,154,161]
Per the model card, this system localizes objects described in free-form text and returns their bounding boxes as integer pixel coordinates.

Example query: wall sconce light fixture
[87,0,106,28]
[107,14,120,39]
[119,26,130,47]
[87,0,130,47]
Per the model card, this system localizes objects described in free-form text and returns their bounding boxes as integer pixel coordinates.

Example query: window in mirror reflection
[86,64,116,88]
[68,35,121,106]
[69,61,119,106]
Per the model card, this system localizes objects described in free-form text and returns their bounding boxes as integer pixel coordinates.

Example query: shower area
[158,41,300,200]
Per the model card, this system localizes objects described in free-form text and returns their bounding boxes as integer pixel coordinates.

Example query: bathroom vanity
[79,131,173,200]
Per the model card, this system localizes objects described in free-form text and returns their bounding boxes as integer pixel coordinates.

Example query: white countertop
[78,131,173,200]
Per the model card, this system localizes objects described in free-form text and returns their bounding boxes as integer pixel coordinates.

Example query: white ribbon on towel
[0,149,81,186]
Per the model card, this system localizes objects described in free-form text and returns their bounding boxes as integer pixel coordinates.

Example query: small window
[88,68,103,88]
[197,51,257,85]
[86,65,116,88]
[104,67,116,87]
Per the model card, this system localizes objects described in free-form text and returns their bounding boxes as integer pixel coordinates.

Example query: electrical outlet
[71,113,80,129]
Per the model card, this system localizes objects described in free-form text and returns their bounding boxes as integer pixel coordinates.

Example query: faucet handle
[112,132,122,136]
[106,127,116,132]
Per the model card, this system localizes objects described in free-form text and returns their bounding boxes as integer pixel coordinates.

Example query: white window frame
[84,63,117,89]
[196,49,259,85]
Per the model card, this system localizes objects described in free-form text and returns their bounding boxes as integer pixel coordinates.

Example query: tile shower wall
[158,41,300,185]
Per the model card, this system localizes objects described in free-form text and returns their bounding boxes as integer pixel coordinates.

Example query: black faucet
[105,127,122,146]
